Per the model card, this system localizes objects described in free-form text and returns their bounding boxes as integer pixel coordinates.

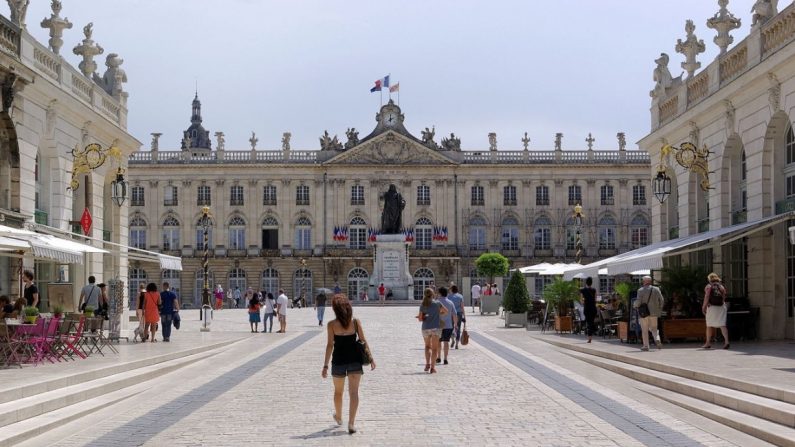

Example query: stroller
[290,295,303,309]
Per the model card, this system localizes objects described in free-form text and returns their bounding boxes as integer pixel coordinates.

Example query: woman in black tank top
[580,277,598,343]
[322,295,376,434]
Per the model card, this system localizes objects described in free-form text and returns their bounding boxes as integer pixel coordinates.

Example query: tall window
[230,185,244,206]
[413,268,434,300]
[131,186,145,206]
[599,277,615,295]
[417,184,430,206]
[471,185,484,206]
[630,214,649,248]
[503,185,517,206]
[568,185,581,206]
[536,185,549,206]
[598,215,617,250]
[164,185,178,206]
[415,217,433,250]
[787,219,795,318]
[228,216,246,250]
[739,150,748,211]
[349,217,367,250]
[228,268,246,293]
[261,268,279,296]
[197,185,211,206]
[468,216,487,250]
[501,216,519,251]
[565,217,577,250]
[263,185,277,205]
[787,126,795,198]
[161,270,181,301]
[347,267,369,301]
[195,217,214,249]
[128,268,147,310]
[293,268,313,303]
[351,185,365,206]
[161,216,180,251]
[296,185,310,205]
[534,216,552,250]
[600,184,614,205]
[261,216,279,250]
[633,184,647,205]
[295,216,312,250]
[129,216,147,249]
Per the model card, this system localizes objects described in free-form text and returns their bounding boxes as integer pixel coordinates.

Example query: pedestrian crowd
[417,284,467,373]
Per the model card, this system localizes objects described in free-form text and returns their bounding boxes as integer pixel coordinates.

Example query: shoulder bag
[353,319,372,365]
[637,288,651,318]
[461,323,469,345]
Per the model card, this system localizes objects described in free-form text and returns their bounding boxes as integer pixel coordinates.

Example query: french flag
[370,75,390,92]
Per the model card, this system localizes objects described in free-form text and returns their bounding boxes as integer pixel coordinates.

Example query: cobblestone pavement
[37,307,750,446]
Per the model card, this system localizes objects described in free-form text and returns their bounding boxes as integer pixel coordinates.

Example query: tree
[542,276,580,316]
[475,253,509,283]
[502,270,530,313]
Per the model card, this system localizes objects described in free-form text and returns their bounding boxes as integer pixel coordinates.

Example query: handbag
[353,319,372,365]
[172,311,181,330]
[637,289,651,318]
[461,324,469,345]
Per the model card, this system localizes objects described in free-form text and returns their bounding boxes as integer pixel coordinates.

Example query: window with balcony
[228,216,246,250]
[161,216,180,251]
[630,214,649,248]
[131,186,145,206]
[195,216,213,250]
[261,216,279,250]
[230,185,244,206]
[351,185,365,206]
[633,184,647,206]
[129,216,147,249]
[468,216,486,250]
[415,217,433,250]
[568,185,581,206]
[471,185,484,206]
[417,185,430,206]
[349,217,367,250]
[503,185,517,206]
[296,185,310,205]
[533,216,552,250]
[500,216,519,251]
[294,216,312,250]
[536,185,549,206]
[164,185,178,207]
[600,184,614,205]
[263,185,277,205]
[598,215,617,250]
[197,185,211,206]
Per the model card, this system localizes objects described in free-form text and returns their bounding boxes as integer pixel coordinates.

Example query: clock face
[384,111,398,127]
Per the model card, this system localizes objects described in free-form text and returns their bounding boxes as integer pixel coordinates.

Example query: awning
[514,262,553,274]
[0,225,108,264]
[539,263,584,276]
[0,236,30,251]
[563,212,794,280]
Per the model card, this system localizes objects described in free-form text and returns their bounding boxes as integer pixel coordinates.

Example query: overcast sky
[17,0,760,151]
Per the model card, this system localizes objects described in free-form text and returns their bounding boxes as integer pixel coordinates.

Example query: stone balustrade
[718,42,748,84]
[762,5,795,53]
[686,71,709,106]
[0,16,19,57]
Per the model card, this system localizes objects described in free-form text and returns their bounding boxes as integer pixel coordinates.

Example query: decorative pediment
[323,132,457,166]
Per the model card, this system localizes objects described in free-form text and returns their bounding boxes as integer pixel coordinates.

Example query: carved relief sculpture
[72,23,104,78]
[40,0,72,55]
[707,0,741,55]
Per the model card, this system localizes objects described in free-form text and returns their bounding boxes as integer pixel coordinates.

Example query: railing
[503,199,517,206]
[719,42,748,84]
[230,199,244,206]
[687,71,709,106]
[263,199,277,206]
[669,226,679,239]
[500,249,521,257]
[697,218,710,233]
[762,3,795,55]
[350,199,365,206]
[260,249,280,257]
[325,247,370,257]
[34,209,48,225]
[0,16,20,57]
[296,199,310,206]
[71,75,92,102]
[164,199,178,206]
[601,198,614,206]
[659,95,679,124]
[731,209,747,224]
[417,199,431,206]
[131,199,144,206]
[33,47,60,80]
[536,199,550,206]
[197,199,211,206]
[775,196,795,215]
[227,249,246,257]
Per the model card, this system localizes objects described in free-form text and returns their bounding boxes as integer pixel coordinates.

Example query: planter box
[662,318,705,342]
[554,315,572,333]
[618,321,637,343]
[480,295,501,315]
[504,311,527,328]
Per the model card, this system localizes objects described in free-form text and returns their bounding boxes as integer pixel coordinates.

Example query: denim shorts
[331,362,363,378]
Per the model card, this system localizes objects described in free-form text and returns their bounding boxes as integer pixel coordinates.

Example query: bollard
[201,304,212,332]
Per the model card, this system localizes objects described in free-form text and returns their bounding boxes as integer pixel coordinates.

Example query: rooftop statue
[214,132,225,151]
[380,184,405,235]
[707,0,741,55]
[421,126,438,149]
[40,0,72,55]
[488,132,497,151]
[675,20,705,78]
[320,130,342,151]
[650,53,681,98]
[281,132,291,151]
[7,0,29,27]
[98,53,127,97]
[751,0,778,28]
[249,132,258,150]
[73,23,104,78]
[344,128,359,149]
[441,132,461,151]
[521,132,530,151]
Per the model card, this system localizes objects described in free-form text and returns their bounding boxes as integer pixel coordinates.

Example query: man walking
[448,285,466,349]
[160,282,179,342]
[437,287,457,365]
[276,289,289,333]
[315,292,327,326]
[78,275,101,313]
[634,276,665,351]
[471,281,481,312]
[378,283,386,305]
[233,287,242,309]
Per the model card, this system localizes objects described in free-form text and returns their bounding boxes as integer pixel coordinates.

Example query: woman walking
[580,277,598,343]
[261,292,276,333]
[702,272,730,349]
[417,287,448,374]
[143,283,161,343]
[136,283,148,341]
[321,295,376,434]
[248,293,261,333]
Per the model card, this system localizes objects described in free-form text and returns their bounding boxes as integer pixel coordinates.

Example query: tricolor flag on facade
[370,75,390,92]
[389,82,399,93]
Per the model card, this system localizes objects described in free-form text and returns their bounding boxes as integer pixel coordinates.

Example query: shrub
[542,277,580,316]
[475,253,509,282]
[23,306,39,317]
[502,270,530,313]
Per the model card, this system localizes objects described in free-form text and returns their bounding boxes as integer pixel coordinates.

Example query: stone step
[563,349,795,430]
[0,347,221,431]
[0,338,237,406]
[534,336,795,406]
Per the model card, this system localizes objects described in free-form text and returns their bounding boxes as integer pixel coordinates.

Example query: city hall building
[128,97,651,305]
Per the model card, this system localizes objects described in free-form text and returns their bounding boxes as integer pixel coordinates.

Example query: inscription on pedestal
[383,251,401,280]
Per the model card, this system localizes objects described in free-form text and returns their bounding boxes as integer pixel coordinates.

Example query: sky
[16,0,760,152]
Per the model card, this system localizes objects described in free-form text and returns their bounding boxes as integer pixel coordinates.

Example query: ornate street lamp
[299,258,307,307]
[573,203,584,264]
[653,167,672,204]
[199,206,212,330]
[110,167,128,207]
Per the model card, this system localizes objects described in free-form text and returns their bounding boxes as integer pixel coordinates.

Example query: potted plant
[475,252,509,315]
[52,304,64,318]
[542,277,580,333]
[502,270,530,327]
[614,281,635,341]
[84,305,95,317]
[23,306,39,324]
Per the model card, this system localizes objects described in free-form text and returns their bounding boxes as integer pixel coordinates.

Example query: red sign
[80,208,92,235]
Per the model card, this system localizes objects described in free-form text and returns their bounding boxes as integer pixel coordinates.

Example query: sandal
[429,367,437,374]
[424,364,430,372]
[333,413,342,425]
[723,343,730,350]
[700,345,711,349]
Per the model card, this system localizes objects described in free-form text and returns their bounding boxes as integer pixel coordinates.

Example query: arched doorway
[413,267,434,300]
[347,267,369,301]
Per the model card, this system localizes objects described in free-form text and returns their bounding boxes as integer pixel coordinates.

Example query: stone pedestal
[370,234,413,300]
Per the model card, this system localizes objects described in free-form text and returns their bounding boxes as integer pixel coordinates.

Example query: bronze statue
[381,184,405,234]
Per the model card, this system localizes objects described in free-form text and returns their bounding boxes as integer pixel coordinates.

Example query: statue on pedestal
[380,184,405,234]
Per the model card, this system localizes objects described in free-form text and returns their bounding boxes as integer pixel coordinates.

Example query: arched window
[295,216,312,250]
[533,216,552,250]
[161,270,181,302]
[500,216,519,251]
[630,214,649,248]
[293,268,313,304]
[565,216,577,250]
[162,216,180,251]
[347,267,369,301]
[786,125,795,199]
[194,270,214,308]
[129,216,147,249]
[261,268,279,296]
[413,268,435,300]
[128,268,147,310]
[34,153,41,210]
[262,216,279,250]
[228,216,246,250]
[598,215,617,250]
[228,268,247,294]
[349,216,367,250]
[195,216,214,250]
[468,216,487,250]
[415,217,433,250]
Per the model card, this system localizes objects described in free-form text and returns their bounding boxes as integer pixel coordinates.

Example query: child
[248,294,261,333]
[261,292,275,333]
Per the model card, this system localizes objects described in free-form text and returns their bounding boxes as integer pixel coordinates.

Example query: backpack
[708,283,724,306]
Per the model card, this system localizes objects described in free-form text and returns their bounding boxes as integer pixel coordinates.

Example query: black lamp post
[573,203,584,264]
[110,167,128,207]
[200,206,211,326]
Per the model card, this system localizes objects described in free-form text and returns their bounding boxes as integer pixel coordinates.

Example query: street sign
[80,207,92,235]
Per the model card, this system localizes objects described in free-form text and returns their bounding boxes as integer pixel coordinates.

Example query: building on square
[128,97,651,305]
[637,2,795,339]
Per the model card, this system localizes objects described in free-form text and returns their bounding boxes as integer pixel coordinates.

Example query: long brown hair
[331,294,353,328]
[421,287,434,308]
